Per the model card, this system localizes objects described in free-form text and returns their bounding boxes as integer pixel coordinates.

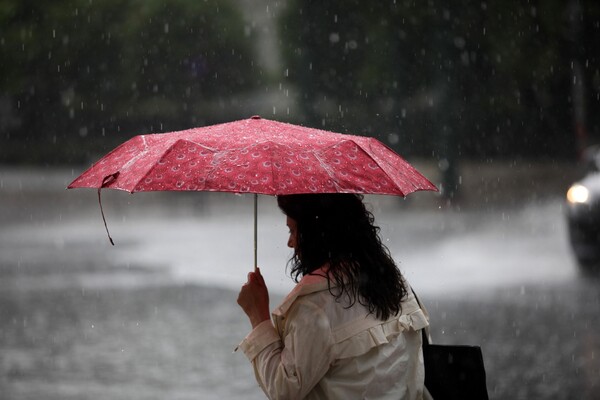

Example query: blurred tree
[0,0,259,164]
[278,0,600,161]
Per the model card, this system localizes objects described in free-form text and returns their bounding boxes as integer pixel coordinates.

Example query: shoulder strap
[410,287,432,346]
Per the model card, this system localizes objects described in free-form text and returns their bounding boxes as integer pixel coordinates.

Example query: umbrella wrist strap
[98,188,115,246]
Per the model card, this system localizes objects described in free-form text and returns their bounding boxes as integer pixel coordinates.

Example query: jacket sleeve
[239,300,334,400]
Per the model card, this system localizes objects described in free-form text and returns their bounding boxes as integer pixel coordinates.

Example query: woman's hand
[237,267,271,329]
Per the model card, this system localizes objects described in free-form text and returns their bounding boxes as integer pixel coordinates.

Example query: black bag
[412,289,489,399]
[422,331,489,400]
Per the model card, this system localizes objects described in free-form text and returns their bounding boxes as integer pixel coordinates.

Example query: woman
[237,194,431,399]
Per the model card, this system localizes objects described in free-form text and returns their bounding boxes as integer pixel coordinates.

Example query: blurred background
[1,1,600,399]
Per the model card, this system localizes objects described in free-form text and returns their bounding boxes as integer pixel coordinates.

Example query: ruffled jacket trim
[271,268,429,360]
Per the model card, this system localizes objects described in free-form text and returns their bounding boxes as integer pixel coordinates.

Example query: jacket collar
[273,267,333,317]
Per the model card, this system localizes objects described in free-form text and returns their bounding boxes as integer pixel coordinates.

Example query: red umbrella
[68,116,437,263]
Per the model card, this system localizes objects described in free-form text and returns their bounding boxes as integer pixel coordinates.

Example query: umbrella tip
[251,115,261,120]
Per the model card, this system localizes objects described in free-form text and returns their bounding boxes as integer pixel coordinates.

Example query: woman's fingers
[237,267,271,328]
[256,267,267,286]
[254,267,265,285]
[244,267,265,287]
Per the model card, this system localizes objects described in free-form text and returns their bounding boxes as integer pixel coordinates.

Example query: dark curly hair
[277,193,407,321]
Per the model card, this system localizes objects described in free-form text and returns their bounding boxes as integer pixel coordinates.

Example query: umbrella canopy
[69,116,437,260]
[68,116,437,196]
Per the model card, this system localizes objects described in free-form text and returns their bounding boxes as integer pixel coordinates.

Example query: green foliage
[279,0,600,159]
[0,0,259,164]
[3,1,600,164]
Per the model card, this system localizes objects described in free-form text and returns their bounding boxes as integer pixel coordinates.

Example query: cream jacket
[238,270,432,399]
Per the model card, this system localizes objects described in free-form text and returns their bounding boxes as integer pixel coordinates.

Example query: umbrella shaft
[254,193,258,270]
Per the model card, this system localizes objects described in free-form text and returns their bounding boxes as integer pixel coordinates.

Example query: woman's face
[286,216,298,252]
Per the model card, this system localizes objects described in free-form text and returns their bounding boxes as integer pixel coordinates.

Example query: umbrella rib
[354,139,425,195]
[121,135,150,172]
[130,138,224,192]
[313,148,344,192]
[185,139,218,153]
[131,138,192,192]
[362,142,406,187]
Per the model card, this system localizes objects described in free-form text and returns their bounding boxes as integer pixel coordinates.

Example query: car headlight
[567,184,590,204]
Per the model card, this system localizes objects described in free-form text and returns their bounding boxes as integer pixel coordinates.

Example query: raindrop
[438,159,450,171]
[530,6,537,17]
[454,37,466,49]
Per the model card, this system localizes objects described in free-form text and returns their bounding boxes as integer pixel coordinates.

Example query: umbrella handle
[254,193,258,271]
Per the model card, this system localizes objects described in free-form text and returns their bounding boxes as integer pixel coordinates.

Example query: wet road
[1,167,599,399]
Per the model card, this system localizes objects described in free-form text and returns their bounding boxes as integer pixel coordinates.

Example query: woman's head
[277,193,406,320]
[277,193,375,274]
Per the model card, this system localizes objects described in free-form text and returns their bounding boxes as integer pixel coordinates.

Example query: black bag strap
[410,287,432,346]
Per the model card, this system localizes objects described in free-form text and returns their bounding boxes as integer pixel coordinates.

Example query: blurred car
[566,145,600,270]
